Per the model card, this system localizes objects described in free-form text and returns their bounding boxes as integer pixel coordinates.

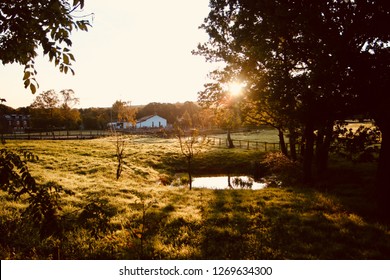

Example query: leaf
[24,79,30,88]
[30,83,37,94]
[64,38,73,47]
[63,53,70,65]
[68,53,75,61]
[73,0,84,9]
[23,71,31,81]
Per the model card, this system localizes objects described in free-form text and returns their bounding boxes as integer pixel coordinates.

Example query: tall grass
[1,136,389,259]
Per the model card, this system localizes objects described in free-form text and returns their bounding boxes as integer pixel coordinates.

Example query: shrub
[261,152,302,185]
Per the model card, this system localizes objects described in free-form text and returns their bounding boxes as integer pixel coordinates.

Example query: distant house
[136,115,167,128]
[2,114,31,132]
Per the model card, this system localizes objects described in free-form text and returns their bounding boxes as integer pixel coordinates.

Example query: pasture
[1,131,390,259]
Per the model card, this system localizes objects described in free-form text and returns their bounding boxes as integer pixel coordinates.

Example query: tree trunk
[289,131,297,161]
[278,129,288,156]
[303,123,315,184]
[315,125,333,177]
[375,120,390,215]
[227,129,235,148]
[188,157,192,190]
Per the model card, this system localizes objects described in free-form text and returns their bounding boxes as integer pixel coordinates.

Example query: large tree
[196,1,390,195]
[0,0,90,93]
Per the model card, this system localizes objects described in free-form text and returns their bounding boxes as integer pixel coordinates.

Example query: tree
[80,107,110,130]
[60,89,79,110]
[198,70,243,148]
[176,127,208,190]
[195,0,390,187]
[0,0,91,93]
[30,89,80,130]
[30,90,60,129]
[59,89,81,130]
[111,100,137,125]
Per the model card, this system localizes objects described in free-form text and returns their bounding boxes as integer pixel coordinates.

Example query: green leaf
[63,53,70,65]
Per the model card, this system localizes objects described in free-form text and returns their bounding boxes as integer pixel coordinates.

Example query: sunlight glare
[228,81,245,96]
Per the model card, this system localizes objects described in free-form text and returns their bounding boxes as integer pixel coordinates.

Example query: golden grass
[1,136,390,259]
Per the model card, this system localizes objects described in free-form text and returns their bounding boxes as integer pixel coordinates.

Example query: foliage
[24,181,74,238]
[194,0,390,190]
[78,197,116,238]
[0,148,38,197]
[30,89,81,130]
[261,152,302,185]
[0,147,74,239]
[79,107,111,130]
[0,0,91,93]
[111,100,137,124]
[332,123,381,163]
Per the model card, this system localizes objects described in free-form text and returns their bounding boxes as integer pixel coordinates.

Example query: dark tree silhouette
[195,0,390,203]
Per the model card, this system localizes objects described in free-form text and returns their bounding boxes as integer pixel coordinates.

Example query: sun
[228,81,245,96]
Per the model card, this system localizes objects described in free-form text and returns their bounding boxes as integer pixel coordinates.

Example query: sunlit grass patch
[1,137,389,259]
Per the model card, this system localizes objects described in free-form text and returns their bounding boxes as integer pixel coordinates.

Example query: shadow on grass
[196,187,390,259]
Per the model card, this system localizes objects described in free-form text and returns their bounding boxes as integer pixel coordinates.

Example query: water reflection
[192,176,267,190]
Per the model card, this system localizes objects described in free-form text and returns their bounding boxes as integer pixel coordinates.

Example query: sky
[0,0,215,109]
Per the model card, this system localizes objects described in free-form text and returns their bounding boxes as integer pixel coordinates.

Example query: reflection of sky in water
[192,176,267,190]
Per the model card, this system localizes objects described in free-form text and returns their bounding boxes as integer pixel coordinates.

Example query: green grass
[1,136,389,259]
[209,128,281,142]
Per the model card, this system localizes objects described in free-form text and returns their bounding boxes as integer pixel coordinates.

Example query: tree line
[0,90,219,132]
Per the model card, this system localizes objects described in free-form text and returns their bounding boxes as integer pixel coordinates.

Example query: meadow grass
[1,135,389,259]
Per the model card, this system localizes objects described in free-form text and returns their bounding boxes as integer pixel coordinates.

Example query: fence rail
[207,136,298,153]
[1,130,111,140]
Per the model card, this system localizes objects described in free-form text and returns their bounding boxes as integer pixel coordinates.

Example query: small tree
[176,127,208,190]
[110,128,128,180]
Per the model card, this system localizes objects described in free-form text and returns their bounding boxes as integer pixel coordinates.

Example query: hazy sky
[1,0,214,109]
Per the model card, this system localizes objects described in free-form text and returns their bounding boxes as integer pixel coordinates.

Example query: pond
[191,175,267,190]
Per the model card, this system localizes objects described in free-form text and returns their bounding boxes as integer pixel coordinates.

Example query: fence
[1,130,111,140]
[207,136,298,153]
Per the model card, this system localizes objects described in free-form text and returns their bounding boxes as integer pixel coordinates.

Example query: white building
[136,115,167,128]
[107,121,134,130]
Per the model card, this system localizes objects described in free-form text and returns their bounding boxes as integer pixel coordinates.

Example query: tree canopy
[0,0,91,93]
[196,0,390,210]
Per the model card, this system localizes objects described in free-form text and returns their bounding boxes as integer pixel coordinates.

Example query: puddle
[191,176,267,190]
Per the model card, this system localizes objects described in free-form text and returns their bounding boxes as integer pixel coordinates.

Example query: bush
[261,152,302,185]
[332,124,381,163]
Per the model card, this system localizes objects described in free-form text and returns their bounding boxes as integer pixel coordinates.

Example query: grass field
[1,133,389,259]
